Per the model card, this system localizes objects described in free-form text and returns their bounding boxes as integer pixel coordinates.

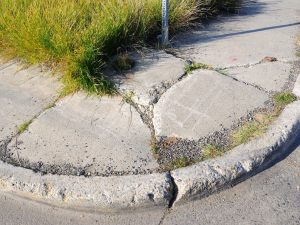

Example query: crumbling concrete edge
[0,75,299,212]
[0,161,173,212]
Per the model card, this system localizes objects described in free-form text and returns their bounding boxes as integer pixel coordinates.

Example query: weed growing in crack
[201,144,225,160]
[185,63,212,74]
[273,92,297,108]
[164,157,195,170]
[231,121,264,147]
[17,119,33,134]
[122,91,135,104]
[43,102,56,111]
[231,92,297,147]
[150,140,160,160]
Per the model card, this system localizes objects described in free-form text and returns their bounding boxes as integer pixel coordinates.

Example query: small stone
[261,56,278,63]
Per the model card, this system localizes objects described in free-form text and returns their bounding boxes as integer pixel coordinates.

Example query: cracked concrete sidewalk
[0,0,300,177]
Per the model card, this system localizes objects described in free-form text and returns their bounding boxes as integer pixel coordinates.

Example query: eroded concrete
[153,70,269,140]
[0,60,61,143]
[6,93,158,176]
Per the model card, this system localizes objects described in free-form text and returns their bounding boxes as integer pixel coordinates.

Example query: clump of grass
[185,62,213,74]
[273,92,297,108]
[164,157,194,170]
[231,92,297,147]
[202,144,225,160]
[231,121,264,147]
[150,140,160,160]
[122,91,135,104]
[17,119,33,134]
[0,0,241,95]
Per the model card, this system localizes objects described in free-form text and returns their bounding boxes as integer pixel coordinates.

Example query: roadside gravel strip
[0,76,298,211]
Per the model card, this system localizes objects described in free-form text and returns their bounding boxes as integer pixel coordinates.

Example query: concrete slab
[7,93,158,176]
[116,50,186,105]
[0,61,61,143]
[173,0,300,67]
[153,70,269,140]
[226,61,292,92]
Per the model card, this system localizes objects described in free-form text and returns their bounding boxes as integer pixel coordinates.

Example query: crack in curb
[158,208,171,225]
[157,172,178,225]
[167,172,178,208]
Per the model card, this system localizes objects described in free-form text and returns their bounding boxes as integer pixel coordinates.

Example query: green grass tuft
[0,0,241,95]
[202,144,225,160]
[273,92,297,108]
[185,62,212,74]
[231,91,297,147]
[231,121,264,147]
[164,157,194,170]
[122,91,135,104]
[17,119,33,134]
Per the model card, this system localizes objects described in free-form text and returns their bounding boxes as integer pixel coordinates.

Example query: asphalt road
[0,138,300,225]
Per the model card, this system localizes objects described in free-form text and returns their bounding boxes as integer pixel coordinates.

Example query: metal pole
[162,0,169,46]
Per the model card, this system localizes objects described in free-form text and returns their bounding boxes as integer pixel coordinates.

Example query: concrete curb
[0,162,173,212]
[0,79,299,212]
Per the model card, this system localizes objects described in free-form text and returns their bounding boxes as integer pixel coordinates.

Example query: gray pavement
[173,0,300,67]
[0,138,299,225]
